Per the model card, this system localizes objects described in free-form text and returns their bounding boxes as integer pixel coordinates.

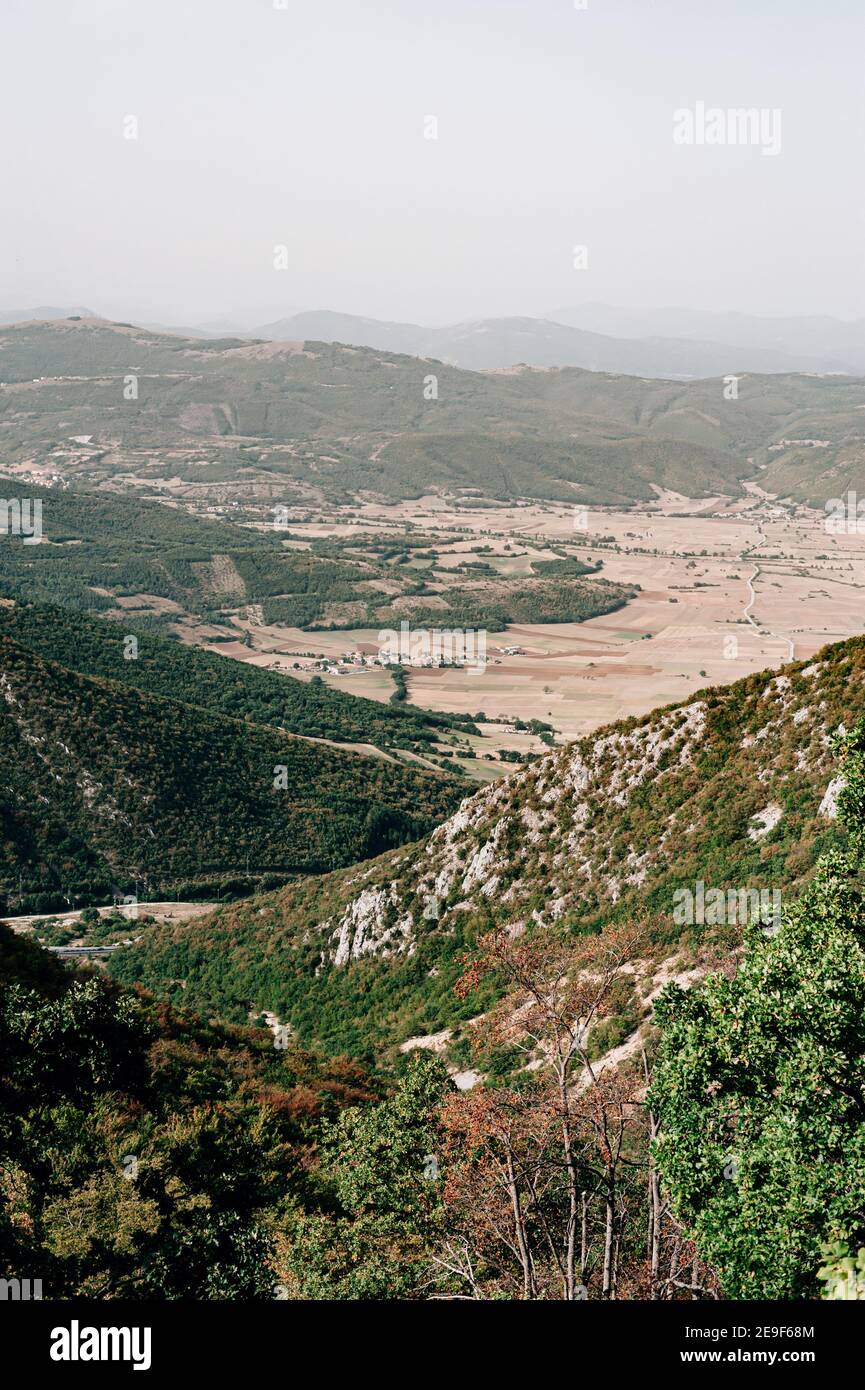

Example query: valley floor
[179,489,865,755]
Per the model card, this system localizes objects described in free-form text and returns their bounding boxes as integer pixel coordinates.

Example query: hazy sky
[2,0,863,325]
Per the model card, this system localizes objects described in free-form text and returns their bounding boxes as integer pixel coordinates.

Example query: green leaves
[0,924,319,1298]
[650,728,865,1298]
[282,1053,450,1299]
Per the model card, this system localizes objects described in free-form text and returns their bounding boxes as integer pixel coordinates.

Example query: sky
[1,0,863,326]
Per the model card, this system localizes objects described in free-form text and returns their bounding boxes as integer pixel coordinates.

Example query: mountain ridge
[552,302,865,372]
[107,632,863,1055]
[4,304,861,376]
[3,318,864,508]
[254,309,855,377]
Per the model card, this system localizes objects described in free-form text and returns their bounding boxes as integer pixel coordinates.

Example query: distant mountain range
[550,303,865,373]
[2,317,863,508]
[252,309,863,378]
[3,303,863,378]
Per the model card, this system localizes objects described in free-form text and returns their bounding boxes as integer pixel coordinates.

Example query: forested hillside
[32,649,864,1302]
[0,479,259,613]
[0,636,465,911]
[108,634,865,1056]
[0,920,381,1298]
[0,599,476,754]
[0,478,634,638]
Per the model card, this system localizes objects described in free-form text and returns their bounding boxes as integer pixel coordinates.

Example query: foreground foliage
[651,722,865,1298]
[0,923,375,1297]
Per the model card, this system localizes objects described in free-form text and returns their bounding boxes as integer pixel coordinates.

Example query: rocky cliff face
[316,655,849,971]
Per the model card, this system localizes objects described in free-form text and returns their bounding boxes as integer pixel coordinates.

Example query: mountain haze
[254,310,851,377]
[552,303,865,374]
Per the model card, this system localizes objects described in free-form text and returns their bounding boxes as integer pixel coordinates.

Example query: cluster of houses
[307,648,482,676]
[767,438,831,452]
[302,641,525,677]
[304,651,391,677]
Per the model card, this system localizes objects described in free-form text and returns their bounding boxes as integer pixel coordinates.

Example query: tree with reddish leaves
[436,924,646,1299]
[436,1085,560,1298]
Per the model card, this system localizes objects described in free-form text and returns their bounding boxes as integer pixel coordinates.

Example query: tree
[442,923,645,1299]
[0,938,299,1299]
[650,722,865,1299]
[437,1084,560,1299]
[280,1053,450,1299]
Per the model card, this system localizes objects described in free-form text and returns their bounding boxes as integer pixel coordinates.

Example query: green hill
[107,634,864,1056]
[0,635,465,912]
[0,477,634,640]
[0,599,476,754]
[2,318,862,507]
[0,476,297,616]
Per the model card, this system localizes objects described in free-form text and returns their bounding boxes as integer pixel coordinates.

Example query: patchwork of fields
[185,490,865,753]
